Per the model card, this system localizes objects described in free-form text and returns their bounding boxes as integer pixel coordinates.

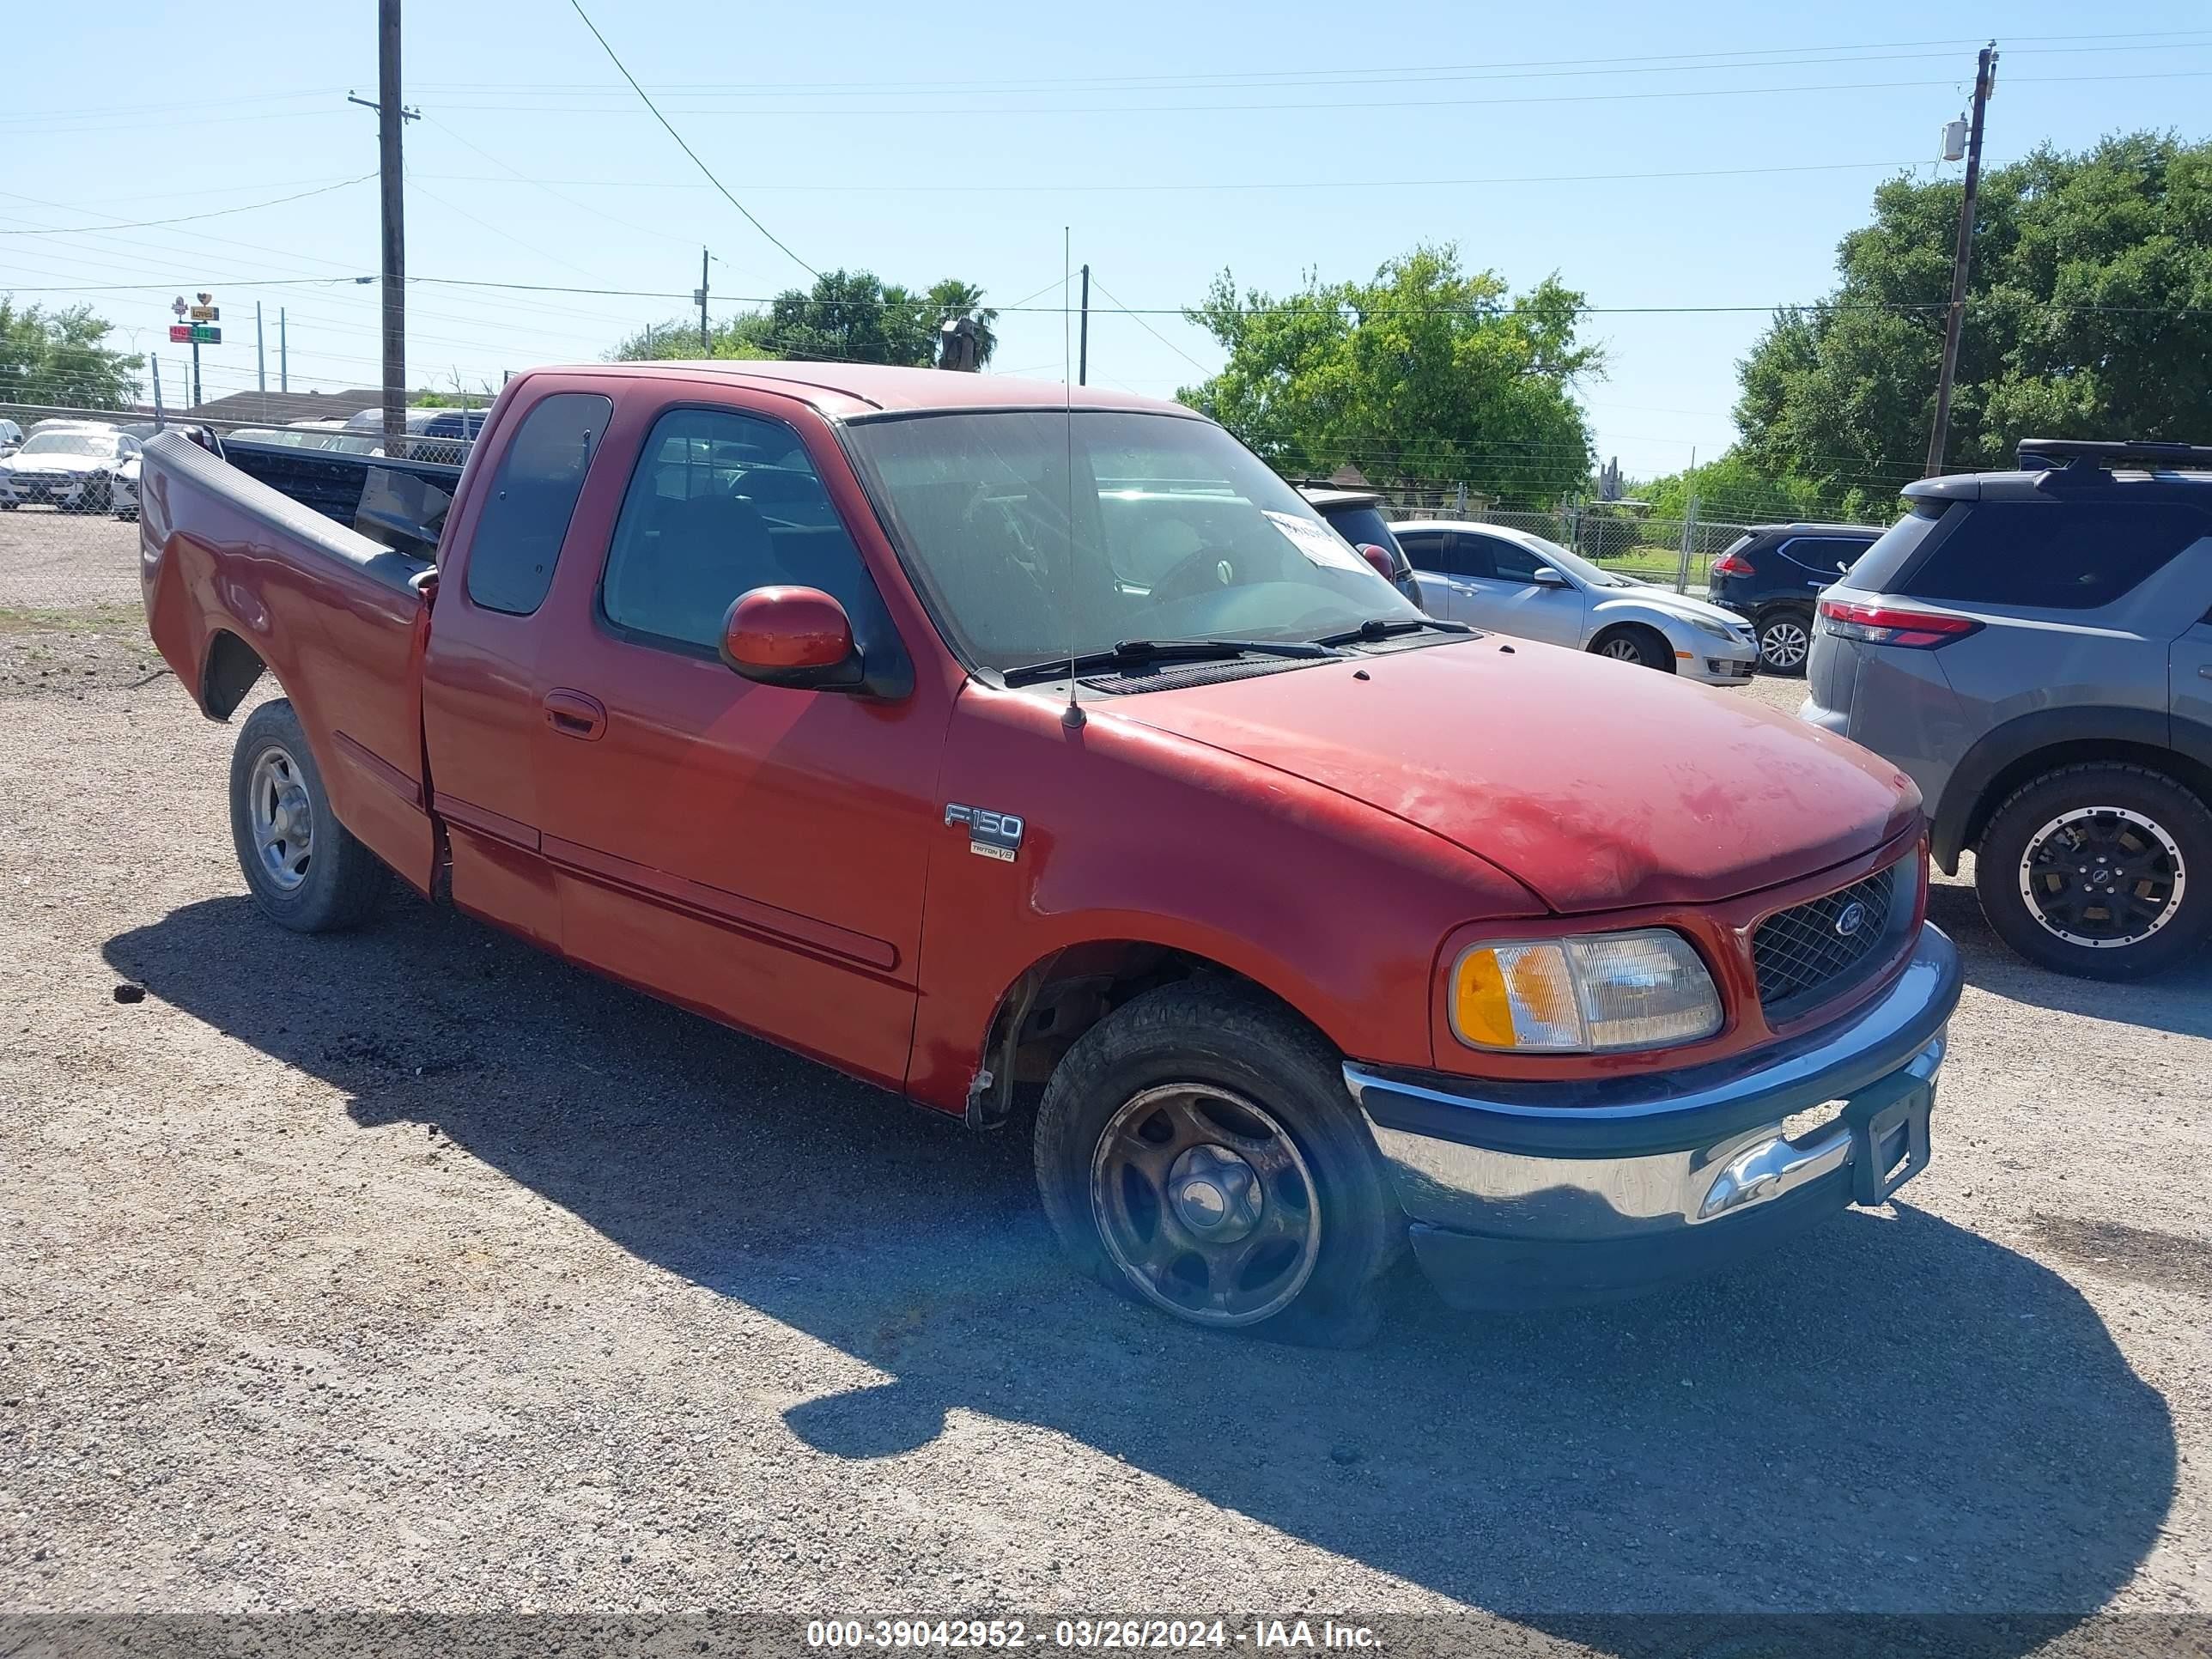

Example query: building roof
[546,360,1200,420]
[184,388,383,426]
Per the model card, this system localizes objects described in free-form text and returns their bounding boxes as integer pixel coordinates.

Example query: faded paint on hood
[1107,636,1920,914]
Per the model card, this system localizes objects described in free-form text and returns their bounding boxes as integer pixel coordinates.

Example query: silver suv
[1802,438,2212,981]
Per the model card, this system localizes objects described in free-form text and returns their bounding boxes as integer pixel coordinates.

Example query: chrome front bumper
[1345,924,1962,1309]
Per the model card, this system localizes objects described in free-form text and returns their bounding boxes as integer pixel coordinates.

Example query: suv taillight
[1711,551,1755,577]
[1818,599,1981,649]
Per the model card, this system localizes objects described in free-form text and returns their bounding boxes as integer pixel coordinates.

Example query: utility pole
[152,356,164,428]
[279,307,289,392]
[697,247,710,355]
[375,0,409,449]
[256,301,267,403]
[1925,41,1997,477]
[1078,264,1091,386]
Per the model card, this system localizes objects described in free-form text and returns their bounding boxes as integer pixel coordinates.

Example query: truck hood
[1107,637,1919,914]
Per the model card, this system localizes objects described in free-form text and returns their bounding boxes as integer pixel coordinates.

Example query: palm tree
[927,279,997,368]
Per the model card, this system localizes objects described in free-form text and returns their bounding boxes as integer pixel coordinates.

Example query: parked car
[1394,519,1759,683]
[139,362,1959,1339]
[0,426,140,513]
[1295,486,1424,608]
[1804,437,2212,981]
[1710,522,1887,676]
[0,417,22,457]
[112,451,141,521]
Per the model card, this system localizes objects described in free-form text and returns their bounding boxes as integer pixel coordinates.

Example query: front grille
[1753,863,1902,1020]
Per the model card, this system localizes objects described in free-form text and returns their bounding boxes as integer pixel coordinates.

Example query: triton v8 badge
[945,804,1024,862]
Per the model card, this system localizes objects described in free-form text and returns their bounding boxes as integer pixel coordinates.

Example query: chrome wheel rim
[2019,806,2185,949]
[1090,1084,1322,1328]
[1761,618,1810,669]
[248,744,314,893]
[1597,636,1642,662]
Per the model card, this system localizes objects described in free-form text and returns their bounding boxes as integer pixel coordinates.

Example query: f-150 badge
[945,803,1024,862]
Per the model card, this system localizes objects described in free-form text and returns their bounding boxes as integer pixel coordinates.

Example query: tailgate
[139,430,438,892]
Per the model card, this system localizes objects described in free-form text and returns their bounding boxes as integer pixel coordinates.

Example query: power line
[0,174,376,236]
[1086,274,1212,377]
[562,0,816,278]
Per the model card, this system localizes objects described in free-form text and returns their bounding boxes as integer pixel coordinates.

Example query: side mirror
[1530,566,1569,586]
[720,586,864,690]
[1355,542,1399,582]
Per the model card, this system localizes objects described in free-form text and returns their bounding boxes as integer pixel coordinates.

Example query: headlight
[1689,615,1741,641]
[1449,929,1723,1053]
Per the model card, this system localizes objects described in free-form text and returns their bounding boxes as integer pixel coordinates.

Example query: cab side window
[465,392,613,617]
[599,407,876,653]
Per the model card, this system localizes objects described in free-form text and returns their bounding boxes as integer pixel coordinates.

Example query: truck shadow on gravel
[107,896,2177,1638]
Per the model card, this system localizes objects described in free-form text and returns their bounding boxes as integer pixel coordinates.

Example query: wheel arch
[963,939,1333,1130]
[201,628,271,720]
[1585,616,1674,664]
[1937,708,2212,872]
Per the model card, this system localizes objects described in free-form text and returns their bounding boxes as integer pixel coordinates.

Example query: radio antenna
[1060,224,1085,730]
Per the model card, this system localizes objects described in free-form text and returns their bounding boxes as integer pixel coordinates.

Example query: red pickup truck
[138,362,1960,1343]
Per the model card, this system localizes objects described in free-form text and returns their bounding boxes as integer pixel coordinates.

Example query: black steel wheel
[1033,981,1401,1345]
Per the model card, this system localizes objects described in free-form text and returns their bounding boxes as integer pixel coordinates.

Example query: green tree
[1635,450,1832,524]
[1736,131,2212,512]
[1176,244,1601,507]
[610,272,998,368]
[0,299,143,410]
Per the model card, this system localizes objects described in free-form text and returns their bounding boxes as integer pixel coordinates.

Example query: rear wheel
[228,699,387,933]
[1975,763,2212,980]
[1592,625,1671,672]
[1755,608,1814,677]
[1032,981,1401,1346]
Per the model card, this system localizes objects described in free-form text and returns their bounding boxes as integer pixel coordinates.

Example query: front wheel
[1032,981,1401,1345]
[229,699,388,933]
[1756,609,1814,676]
[1975,763,2212,979]
[1592,625,1671,672]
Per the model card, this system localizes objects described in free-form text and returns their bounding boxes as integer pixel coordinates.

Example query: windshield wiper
[1001,637,1339,685]
[1310,617,1474,647]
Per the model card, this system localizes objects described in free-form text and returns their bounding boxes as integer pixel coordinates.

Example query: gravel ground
[0,535,2208,1647]
[0,507,142,612]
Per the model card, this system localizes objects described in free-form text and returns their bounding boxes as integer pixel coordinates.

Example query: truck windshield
[843,410,1423,674]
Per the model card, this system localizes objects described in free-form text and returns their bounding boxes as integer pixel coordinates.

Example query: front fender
[902,686,1542,1115]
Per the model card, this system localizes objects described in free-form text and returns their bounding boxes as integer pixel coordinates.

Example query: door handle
[2200,665,2212,680]
[542,688,607,741]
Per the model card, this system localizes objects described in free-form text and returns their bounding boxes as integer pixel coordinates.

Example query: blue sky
[6,2,2210,484]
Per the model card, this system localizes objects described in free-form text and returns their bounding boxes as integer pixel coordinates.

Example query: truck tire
[1591,624,1671,672]
[1975,762,2212,980]
[1033,980,1401,1346]
[228,699,386,933]
[1755,607,1814,677]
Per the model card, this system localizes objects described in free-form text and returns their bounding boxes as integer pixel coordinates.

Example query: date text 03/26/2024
[805,1619,1382,1650]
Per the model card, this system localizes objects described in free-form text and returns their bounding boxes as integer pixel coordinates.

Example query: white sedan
[1392,520,1759,684]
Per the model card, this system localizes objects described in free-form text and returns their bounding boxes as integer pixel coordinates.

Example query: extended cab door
[422,383,617,948]
[523,393,953,1091]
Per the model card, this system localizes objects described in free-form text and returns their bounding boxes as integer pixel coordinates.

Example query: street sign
[187,304,220,323]
[167,325,191,343]
[170,296,189,319]
[168,325,222,345]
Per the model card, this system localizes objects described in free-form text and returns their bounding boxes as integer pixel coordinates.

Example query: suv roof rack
[2016,437,2212,472]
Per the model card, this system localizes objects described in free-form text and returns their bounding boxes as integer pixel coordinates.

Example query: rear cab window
[464,392,614,616]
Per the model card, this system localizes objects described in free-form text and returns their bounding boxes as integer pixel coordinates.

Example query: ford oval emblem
[1834,901,1868,939]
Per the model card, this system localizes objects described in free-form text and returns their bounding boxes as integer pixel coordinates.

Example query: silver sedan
[1393,520,1759,684]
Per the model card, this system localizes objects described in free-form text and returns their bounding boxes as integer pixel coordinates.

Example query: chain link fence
[1370,489,1892,594]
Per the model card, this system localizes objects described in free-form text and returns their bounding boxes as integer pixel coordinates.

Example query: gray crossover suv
[1802,438,2212,980]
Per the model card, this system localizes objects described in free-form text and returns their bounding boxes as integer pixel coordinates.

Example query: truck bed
[137,429,441,893]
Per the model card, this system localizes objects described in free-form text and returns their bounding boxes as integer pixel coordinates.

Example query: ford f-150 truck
[137,362,1961,1343]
